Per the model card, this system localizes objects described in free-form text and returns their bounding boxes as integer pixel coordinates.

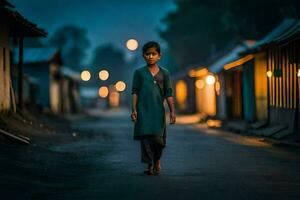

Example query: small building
[13,47,63,113]
[0,0,46,112]
[210,42,256,121]
[245,19,299,137]
[188,67,217,117]
[224,19,299,138]
[61,67,81,114]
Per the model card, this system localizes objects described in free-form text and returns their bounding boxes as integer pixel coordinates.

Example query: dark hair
[142,41,161,54]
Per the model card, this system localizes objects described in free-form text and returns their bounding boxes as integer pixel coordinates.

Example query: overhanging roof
[245,19,296,53]
[208,41,255,74]
[0,0,46,37]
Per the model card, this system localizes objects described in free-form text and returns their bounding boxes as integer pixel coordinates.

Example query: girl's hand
[131,110,137,123]
[169,112,176,124]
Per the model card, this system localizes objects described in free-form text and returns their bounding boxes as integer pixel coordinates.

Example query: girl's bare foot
[154,160,161,173]
[144,164,154,175]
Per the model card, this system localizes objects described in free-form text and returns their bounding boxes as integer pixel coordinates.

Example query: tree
[160,0,300,71]
[49,25,90,69]
[222,0,287,40]
[160,0,233,70]
[90,44,129,85]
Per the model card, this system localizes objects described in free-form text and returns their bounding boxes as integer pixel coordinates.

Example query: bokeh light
[98,86,109,98]
[115,81,126,92]
[109,91,120,107]
[99,70,109,81]
[81,70,91,81]
[206,75,216,85]
[195,79,205,89]
[267,70,272,78]
[126,39,139,51]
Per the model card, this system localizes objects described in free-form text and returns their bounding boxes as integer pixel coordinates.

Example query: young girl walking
[131,41,176,175]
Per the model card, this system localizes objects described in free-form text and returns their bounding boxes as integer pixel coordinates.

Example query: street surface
[1,109,300,200]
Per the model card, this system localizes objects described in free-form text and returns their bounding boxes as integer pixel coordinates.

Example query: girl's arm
[131,94,138,122]
[132,94,138,112]
[131,70,140,122]
[166,96,176,124]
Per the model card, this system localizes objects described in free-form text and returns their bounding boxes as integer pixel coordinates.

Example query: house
[13,47,63,113]
[244,19,300,138]
[210,42,256,122]
[0,0,46,112]
[222,19,299,138]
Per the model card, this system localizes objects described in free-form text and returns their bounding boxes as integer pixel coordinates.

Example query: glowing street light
[99,70,109,81]
[115,81,126,92]
[81,70,91,81]
[297,69,300,77]
[206,75,216,85]
[126,39,139,51]
[98,86,109,98]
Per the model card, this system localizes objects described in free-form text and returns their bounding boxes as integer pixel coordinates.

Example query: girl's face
[143,47,161,65]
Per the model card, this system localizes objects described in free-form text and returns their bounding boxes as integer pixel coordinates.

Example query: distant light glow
[298,69,300,77]
[81,70,91,81]
[188,68,208,77]
[109,91,120,107]
[126,39,139,51]
[206,75,215,85]
[115,81,126,92]
[99,86,109,98]
[207,119,222,128]
[267,70,272,78]
[195,79,205,89]
[176,80,187,110]
[99,70,109,81]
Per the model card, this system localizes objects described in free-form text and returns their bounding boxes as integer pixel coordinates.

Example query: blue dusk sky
[10,0,177,63]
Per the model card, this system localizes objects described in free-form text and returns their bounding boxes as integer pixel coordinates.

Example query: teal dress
[132,66,173,142]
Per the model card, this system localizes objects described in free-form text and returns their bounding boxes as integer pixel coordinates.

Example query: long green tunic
[132,66,173,140]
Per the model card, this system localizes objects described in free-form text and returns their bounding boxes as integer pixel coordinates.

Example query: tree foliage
[160,0,300,70]
[49,25,90,69]
[90,44,129,85]
[160,0,233,69]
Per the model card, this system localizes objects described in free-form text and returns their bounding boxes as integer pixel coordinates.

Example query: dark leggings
[140,137,164,165]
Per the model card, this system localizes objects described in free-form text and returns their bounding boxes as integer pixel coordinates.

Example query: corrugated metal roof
[13,47,58,64]
[273,20,300,44]
[250,19,296,50]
